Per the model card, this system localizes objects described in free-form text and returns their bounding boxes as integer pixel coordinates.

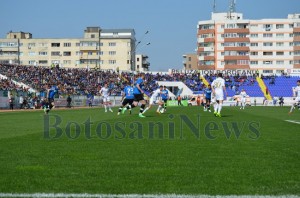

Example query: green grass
[0,106,299,195]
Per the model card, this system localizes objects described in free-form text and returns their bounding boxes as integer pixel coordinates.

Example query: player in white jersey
[239,89,248,110]
[211,73,227,117]
[99,83,113,112]
[289,80,300,114]
[142,86,164,114]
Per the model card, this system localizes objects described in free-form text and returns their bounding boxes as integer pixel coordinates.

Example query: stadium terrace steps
[256,77,272,100]
[263,76,299,97]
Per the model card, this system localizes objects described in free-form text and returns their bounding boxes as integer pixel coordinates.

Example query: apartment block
[0,27,142,71]
[197,12,300,73]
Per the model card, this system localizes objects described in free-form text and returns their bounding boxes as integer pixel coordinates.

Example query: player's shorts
[295,97,300,103]
[102,96,110,103]
[48,98,54,103]
[215,91,224,101]
[162,99,168,103]
[122,98,134,106]
[149,97,158,105]
[241,98,246,103]
[205,97,211,103]
[134,94,144,102]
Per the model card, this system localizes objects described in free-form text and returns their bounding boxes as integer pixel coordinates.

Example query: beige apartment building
[197,12,300,73]
[182,53,198,70]
[0,27,149,71]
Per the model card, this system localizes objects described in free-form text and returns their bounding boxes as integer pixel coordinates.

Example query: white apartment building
[135,54,150,72]
[197,12,300,73]
[0,27,144,71]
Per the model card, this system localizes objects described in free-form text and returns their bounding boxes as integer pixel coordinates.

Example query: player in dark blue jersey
[126,73,147,118]
[47,84,57,109]
[118,83,134,115]
[160,86,169,113]
[203,84,212,112]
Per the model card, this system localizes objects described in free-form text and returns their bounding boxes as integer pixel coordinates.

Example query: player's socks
[118,107,123,113]
[104,105,107,112]
[140,104,145,114]
[143,107,150,114]
[218,104,222,113]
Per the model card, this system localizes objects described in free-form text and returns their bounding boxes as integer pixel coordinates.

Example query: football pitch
[0,106,299,197]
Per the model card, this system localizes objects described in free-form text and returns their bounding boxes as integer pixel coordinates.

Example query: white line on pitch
[285,120,300,125]
[0,193,299,198]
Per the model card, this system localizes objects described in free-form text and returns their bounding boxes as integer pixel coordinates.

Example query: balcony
[224,37,250,42]
[204,38,215,43]
[224,55,250,60]
[224,64,250,69]
[224,28,250,34]
[224,46,250,51]
[198,29,215,35]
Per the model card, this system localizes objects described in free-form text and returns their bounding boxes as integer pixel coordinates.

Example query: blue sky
[1,0,299,71]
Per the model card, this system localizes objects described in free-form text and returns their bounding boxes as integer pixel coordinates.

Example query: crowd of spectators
[0,64,206,97]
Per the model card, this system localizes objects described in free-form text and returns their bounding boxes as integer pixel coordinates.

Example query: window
[294,51,300,56]
[28,43,35,47]
[263,42,273,46]
[250,43,258,46]
[109,51,116,55]
[276,33,284,38]
[263,24,272,31]
[76,51,83,56]
[28,52,36,56]
[226,24,236,29]
[289,24,294,28]
[38,43,48,47]
[64,43,71,47]
[276,42,284,47]
[63,51,71,56]
[294,32,300,37]
[289,33,294,37]
[276,61,284,65]
[250,61,258,65]
[51,43,60,47]
[88,51,93,55]
[221,25,225,29]
[276,52,284,56]
[97,51,103,55]
[137,58,140,61]
[263,33,272,37]
[39,52,47,56]
[109,42,116,46]
[63,60,71,64]
[91,34,95,38]
[51,51,60,56]
[276,24,284,29]
[28,60,35,65]
[109,60,116,64]
[39,60,48,64]
[250,52,258,55]
[263,52,273,56]
[250,34,258,38]
[263,61,272,64]
[76,43,80,47]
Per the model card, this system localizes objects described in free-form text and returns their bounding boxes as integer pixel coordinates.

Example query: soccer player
[41,98,51,115]
[161,85,169,113]
[211,73,227,117]
[143,85,164,114]
[47,84,57,109]
[289,80,300,114]
[118,83,134,115]
[130,73,147,118]
[239,89,248,110]
[203,84,212,112]
[99,83,113,112]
